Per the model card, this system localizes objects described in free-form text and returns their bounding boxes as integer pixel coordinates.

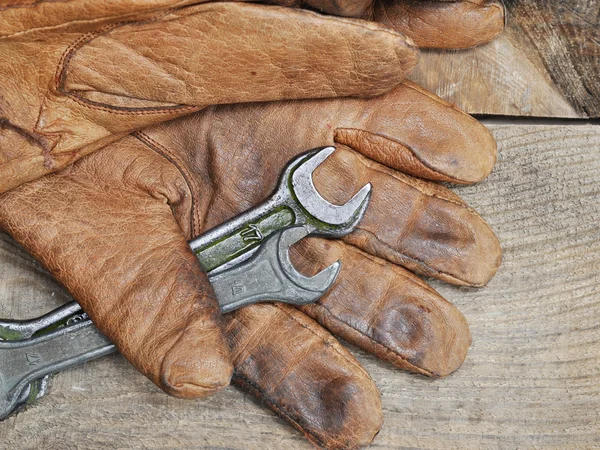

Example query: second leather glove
[0,0,505,195]
[0,0,417,192]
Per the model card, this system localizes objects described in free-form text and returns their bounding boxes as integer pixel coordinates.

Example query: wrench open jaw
[0,226,340,420]
[290,146,372,229]
[212,225,340,312]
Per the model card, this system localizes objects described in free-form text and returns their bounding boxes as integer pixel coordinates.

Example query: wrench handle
[0,301,85,341]
[189,200,295,272]
[0,320,115,420]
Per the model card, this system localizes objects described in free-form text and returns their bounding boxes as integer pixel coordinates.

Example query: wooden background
[1,1,599,449]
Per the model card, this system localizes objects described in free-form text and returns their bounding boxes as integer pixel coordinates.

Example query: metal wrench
[0,145,371,419]
[0,226,339,420]
[191,146,371,273]
[0,145,366,336]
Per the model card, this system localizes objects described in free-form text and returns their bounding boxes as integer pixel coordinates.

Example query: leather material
[0,81,501,448]
[0,1,416,194]
[372,0,506,49]
[0,0,504,195]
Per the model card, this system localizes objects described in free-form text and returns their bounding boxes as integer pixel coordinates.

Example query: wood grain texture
[410,1,600,118]
[0,124,599,449]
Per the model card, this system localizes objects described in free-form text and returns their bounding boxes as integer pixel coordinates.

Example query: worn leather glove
[0,0,504,194]
[0,0,416,193]
[0,81,501,448]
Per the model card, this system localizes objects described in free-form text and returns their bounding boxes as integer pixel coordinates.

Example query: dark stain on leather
[371,301,430,366]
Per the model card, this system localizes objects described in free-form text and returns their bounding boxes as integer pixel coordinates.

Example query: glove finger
[312,145,501,287]
[0,138,233,399]
[332,80,498,184]
[292,237,470,377]
[224,303,383,450]
[373,0,506,49]
[39,2,417,153]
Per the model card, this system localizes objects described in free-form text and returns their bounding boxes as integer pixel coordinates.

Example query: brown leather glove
[0,0,504,194]
[0,81,501,448]
[0,0,416,193]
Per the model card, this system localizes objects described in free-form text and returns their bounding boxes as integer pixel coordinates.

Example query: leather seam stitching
[335,127,464,183]
[308,301,434,377]
[337,148,490,237]
[231,373,328,448]
[53,9,199,115]
[272,303,372,378]
[134,131,200,235]
[346,228,479,286]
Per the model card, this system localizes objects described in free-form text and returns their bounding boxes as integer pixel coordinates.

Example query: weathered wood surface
[0,124,599,449]
[410,1,600,118]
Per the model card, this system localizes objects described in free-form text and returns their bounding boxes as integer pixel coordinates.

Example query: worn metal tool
[0,146,372,420]
[0,226,339,420]
[190,146,371,273]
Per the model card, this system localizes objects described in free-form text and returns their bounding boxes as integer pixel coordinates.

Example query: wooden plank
[409,1,600,118]
[0,124,598,448]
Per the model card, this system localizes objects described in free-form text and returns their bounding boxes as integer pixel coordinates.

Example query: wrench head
[276,226,340,304]
[0,321,51,420]
[211,226,341,312]
[287,147,372,235]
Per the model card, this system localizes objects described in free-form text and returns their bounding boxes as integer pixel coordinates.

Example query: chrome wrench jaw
[290,146,372,229]
[276,226,340,296]
[211,226,340,312]
[190,146,371,274]
[0,320,115,421]
[0,305,90,419]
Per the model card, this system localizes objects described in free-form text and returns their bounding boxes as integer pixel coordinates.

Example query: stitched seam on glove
[272,303,373,379]
[61,91,200,115]
[335,127,466,184]
[53,11,200,115]
[327,151,492,284]
[133,131,200,235]
[0,118,48,150]
[348,227,481,286]
[308,301,435,377]
[349,144,477,210]
[341,150,489,236]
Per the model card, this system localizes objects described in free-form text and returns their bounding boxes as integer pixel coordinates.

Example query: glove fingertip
[375,0,505,50]
[334,81,498,184]
[226,304,382,449]
[161,324,233,399]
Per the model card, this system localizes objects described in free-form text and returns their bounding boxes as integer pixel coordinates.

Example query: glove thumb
[0,139,233,398]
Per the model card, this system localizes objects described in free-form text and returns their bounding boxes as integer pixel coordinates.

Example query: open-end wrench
[191,146,372,273]
[0,226,339,420]
[0,145,371,419]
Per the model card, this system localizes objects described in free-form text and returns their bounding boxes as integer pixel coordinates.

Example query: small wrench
[0,226,339,420]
